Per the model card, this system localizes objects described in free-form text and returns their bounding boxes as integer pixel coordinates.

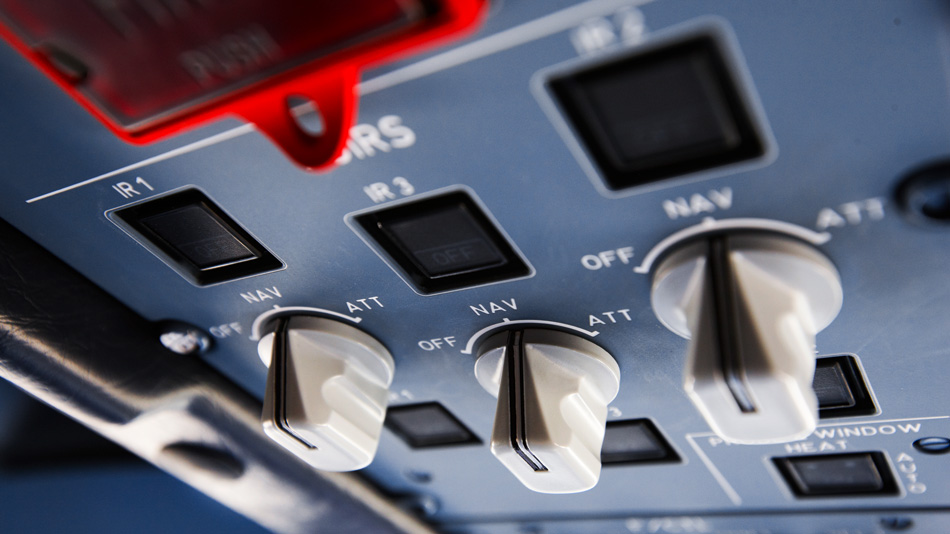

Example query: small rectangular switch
[382,205,508,278]
[601,419,680,466]
[813,355,877,419]
[385,402,481,449]
[140,205,256,269]
[349,190,531,294]
[110,189,282,286]
[773,452,899,498]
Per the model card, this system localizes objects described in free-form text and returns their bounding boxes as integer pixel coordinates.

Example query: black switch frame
[544,27,768,193]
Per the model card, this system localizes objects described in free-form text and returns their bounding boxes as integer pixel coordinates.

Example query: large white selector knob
[651,232,842,444]
[257,315,394,472]
[474,328,620,494]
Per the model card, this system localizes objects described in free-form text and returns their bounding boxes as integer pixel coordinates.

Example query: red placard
[0,0,486,168]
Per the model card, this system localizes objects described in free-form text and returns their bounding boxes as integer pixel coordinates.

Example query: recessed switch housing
[538,22,772,195]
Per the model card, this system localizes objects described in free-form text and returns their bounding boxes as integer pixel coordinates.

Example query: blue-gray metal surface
[1,1,949,532]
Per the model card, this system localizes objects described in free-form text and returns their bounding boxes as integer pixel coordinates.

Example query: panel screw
[913,436,950,454]
[404,469,433,484]
[397,493,440,518]
[158,321,212,355]
[880,516,914,530]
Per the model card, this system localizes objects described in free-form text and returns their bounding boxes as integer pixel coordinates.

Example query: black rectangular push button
[773,452,899,497]
[110,189,282,286]
[813,360,856,409]
[141,205,256,269]
[351,190,531,294]
[813,355,877,418]
[381,204,507,278]
[601,419,680,466]
[385,402,481,449]
[547,30,767,191]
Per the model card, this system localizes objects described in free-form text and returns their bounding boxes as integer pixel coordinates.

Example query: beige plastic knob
[258,315,394,472]
[475,328,620,494]
[652,233,842,444]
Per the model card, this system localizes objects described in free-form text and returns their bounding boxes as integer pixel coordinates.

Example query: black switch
[382,204,507,278]
[813,360,856,409]
[385,402,480,449]
[351,191,531,294]
[111,189,282,286]
[813,355,877,419]
[547,31,767,191]
[601,419,680,466]
[773,452,899,497]
[141,205,255,269]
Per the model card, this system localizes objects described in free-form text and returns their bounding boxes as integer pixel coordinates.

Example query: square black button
[351,191,531,294]
[601,419,680,466]
[547,32,766,191]
[111,189,282,286]
[385,403,480,449]
[773,452,899,497]
[814,355,877,419]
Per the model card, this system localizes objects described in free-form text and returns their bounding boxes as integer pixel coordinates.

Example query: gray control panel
[1,1,949,532]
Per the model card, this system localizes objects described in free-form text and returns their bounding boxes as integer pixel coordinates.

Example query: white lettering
[707,187,733,210]
[417,336,456,351]
[570,17,617,56]
[689,193,716,214]
[113,182,140,199]
[591,309,634,327]
[581,255,603,270]
[337,115,416,165]
[209,322,242,338]
[392,177,415,196]
[816,208,847,230]
[135,176,154,191]
[378,115,416,149]
[350,123,391,157]
[347,296,383,313]
[240,287,280,304]
[813,423,922,439]
[470,299,517,316]
[816,197,886,230]
[363,183,397,203]
[662,198,692,219]
[663,188,733,219]
[598,249,616,268]
[581,247,634,270]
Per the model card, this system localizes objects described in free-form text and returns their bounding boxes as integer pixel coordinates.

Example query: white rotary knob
[257,315,394,472]
[475,328,620,494]
[652,232,842,444]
